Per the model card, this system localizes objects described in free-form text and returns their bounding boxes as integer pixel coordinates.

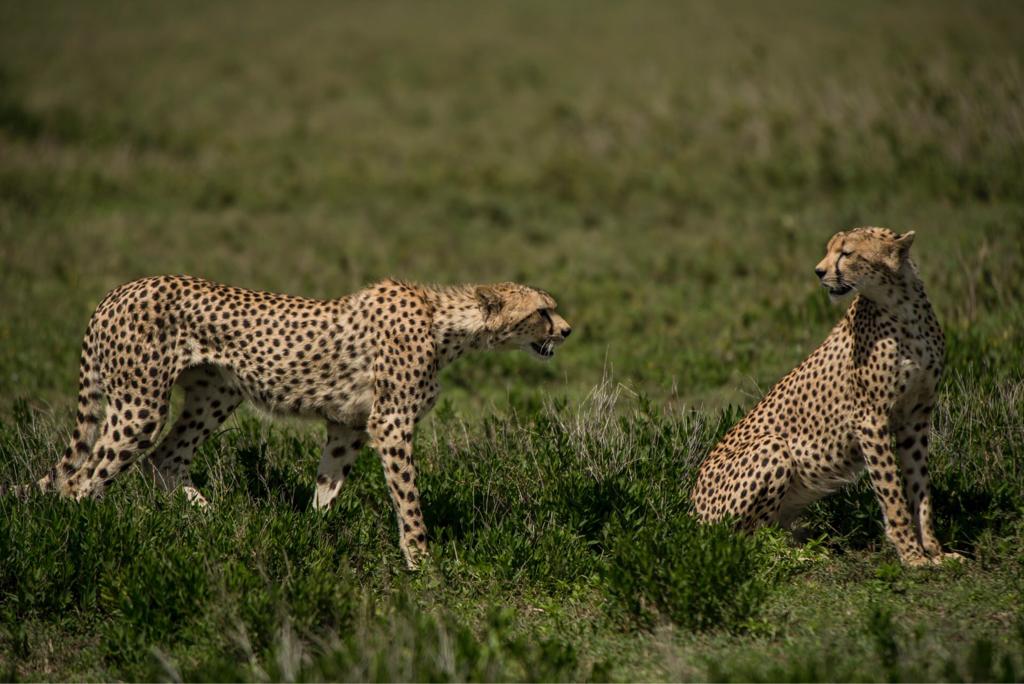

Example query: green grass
[1,0,1023,680]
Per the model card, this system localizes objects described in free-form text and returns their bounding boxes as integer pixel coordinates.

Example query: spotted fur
[33,275,571,568]
[691,228,962,566]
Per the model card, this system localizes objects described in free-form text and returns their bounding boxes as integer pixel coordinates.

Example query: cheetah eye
[840,250,852,258]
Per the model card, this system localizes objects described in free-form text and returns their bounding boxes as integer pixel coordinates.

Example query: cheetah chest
[891,343,938,422]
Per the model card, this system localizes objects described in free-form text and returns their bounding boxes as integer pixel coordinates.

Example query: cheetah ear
[474,286,505,321]
[895,231,915,252]
[888,230,915,270]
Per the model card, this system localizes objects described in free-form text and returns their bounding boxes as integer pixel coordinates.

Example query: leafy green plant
[605,514,773,631]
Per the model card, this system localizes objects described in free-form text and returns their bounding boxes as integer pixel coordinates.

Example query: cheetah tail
[0,483,33,499]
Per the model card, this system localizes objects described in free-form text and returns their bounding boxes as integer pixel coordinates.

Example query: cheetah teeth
[531,342,555,358]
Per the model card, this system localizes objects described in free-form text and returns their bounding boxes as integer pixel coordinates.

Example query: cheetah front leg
[367,404,427,569]
[313,422,367,509]
[895,406,963,563]
[858,412,930,566]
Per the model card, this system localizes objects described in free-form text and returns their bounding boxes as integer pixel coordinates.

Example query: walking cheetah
[29,275,571,568]
[692,227,961,566]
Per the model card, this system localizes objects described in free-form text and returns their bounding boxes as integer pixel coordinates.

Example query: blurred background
[1,0,1022,417]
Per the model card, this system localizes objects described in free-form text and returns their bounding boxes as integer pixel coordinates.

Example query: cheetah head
[814,227,916,302]
[475,283,572,359]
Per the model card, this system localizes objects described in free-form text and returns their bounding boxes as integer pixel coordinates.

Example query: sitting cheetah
[692,227,961,566]
[30,275,571,568]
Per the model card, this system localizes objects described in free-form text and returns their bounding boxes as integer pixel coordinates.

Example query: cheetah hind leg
[145,365,242,507]
[64,387,170,500]
[37,368,106,495]
[730,436,797,532]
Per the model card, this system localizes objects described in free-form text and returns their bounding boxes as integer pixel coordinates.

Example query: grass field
[1,1,1023,680]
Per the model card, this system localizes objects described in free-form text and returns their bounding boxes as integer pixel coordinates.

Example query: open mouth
[530,342,555,358]
[828,284,853,296]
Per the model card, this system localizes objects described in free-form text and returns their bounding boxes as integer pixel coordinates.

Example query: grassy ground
[1,1,1023,680]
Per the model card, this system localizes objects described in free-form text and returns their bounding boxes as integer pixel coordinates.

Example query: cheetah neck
[857,266,932,326]
[425,287,494,367]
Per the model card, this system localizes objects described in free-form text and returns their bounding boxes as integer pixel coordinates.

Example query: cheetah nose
[814,267,826,279]
[560,327,572,339]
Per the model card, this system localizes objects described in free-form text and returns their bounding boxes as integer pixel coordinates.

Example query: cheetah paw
[899,552,933,568]
[930,551,966,565]
[182,486,210,508]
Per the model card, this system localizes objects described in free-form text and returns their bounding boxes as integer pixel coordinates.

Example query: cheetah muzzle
[23,276,572,570]
[693,227,963,567]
